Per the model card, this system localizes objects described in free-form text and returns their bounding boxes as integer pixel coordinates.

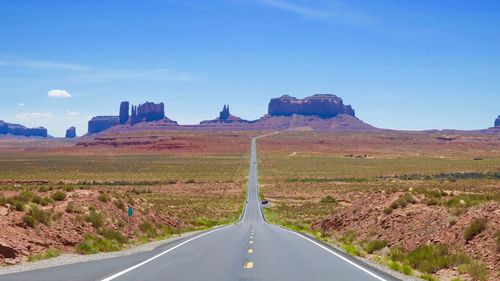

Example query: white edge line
[100,225,231,281]
[276,226,388,281]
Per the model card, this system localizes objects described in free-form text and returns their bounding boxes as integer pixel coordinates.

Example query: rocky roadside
[0,229,205,276]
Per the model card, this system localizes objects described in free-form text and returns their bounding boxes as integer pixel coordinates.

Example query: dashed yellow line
[248,248,253,254]
[249,240,254,244]
[244,261,254,269]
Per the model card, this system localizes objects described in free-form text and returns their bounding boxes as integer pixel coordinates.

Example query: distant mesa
[495,115,500,127]
[65,126,77,138]
[0,120,48,137]
[200,105,250,124]
[119,101,129,124]
[268,94,355,118]
[86,94,377,134]
[131,102,166,125]
[88,101,176,134]
[88,116,119,134]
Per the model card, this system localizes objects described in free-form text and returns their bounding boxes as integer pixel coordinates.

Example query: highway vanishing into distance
[2,136,399,281]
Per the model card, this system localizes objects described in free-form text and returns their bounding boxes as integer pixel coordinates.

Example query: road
[2,136,398,281]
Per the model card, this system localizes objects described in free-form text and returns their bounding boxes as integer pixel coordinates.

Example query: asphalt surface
[2,136,399,281]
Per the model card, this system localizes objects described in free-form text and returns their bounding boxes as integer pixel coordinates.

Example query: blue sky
[1,0,499,136]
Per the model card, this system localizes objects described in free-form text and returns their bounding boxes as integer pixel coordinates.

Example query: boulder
[119,101,129,124]
[88,116,119,134]
[0,120,48,137]
[268,94,355,118]
[495,115,500,127]
[65,126,77,138]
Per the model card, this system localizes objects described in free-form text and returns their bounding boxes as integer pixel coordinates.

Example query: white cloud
[20,60,91,71]
[66,110,80,116]
[18,103,25,107]
[48,89,72,98]
[0,59,91,71]
[15,112,54,121]
[254,0,377,25]
[0,58,200,83]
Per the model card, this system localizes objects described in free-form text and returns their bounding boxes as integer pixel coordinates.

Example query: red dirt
[0,189,177,265]
[314,193,499,280]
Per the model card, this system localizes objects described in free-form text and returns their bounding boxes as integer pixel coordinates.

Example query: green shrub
[114,200,125,211]
[93,237,119,252]
[464,218,487,242]
[159,225,178,237]
[65,202,76,213]
[320,195,336,204]
[401,264,413,276]
[76,234,119,254]
[0,196,7,206]
[23,215,36,227]
[51,191,66,201]
[76,241,97,255]
[30,205,51,226]
[13,200,25,211]
[32,194,42,204]
[139,220,157,237]
[192,217,218,228]
[383,207,393,214]
[389,246,406,262]
[85,210,104,229]
[40,196,54,206]
[97,194,109,203]
[426,198,439,206]
[389,261,401,272]
[339,231,357,244]
[341,242,363,257]
[19,190,34,202]
[28,248,60,262]
[407,244,457,273]
[458,260,487,281]
[363,239,388,254]
[100,228,128,244]
[37,185,51,192]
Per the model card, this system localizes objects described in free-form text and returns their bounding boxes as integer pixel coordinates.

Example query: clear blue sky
[1,0,499,136]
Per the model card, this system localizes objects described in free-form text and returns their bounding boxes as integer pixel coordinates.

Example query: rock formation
[220,105,230,120]
[0,121,48,137]
[495,115,500,127]
[130,102,165,125]
[65,127,77,138]
[200,105,250,124]
[0,122,7,134]
[268,94,355,118]
[88,116,119,134]
[119,101,129,124]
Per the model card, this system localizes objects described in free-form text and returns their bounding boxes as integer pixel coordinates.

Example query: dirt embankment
[0,189,177,265]
[314,193,499,280]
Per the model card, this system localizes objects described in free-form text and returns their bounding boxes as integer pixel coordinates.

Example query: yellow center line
[248,248,253,254]
[244,261,254,269]
[249,240,254,244]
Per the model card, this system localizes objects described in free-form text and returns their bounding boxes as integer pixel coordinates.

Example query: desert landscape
[0,132,251,264]
[258,131,499,281]
[1,94,499,281]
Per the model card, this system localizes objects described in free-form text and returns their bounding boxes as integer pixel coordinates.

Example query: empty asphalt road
[2,136,399,281]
